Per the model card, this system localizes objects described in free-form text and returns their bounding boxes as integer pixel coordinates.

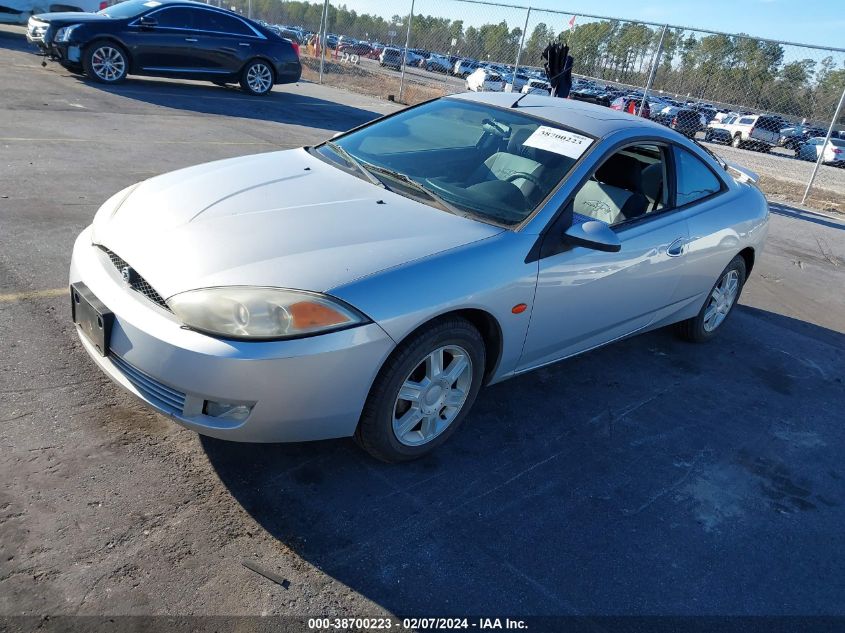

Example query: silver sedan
[69,92,769,462]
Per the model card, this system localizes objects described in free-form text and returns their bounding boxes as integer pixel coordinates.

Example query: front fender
[330,231,539,383]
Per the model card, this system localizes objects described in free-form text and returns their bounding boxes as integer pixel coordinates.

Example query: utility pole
[638,25,667,117]
[398,0,415,103]
[318,0,329,84]
[510,7,531,93]
[802,84,845,205]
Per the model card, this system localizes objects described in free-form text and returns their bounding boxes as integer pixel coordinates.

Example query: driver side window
[572,144,668,226]
[152,8,196,29]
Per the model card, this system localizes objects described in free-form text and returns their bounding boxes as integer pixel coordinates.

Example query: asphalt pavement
[1,27,844,622]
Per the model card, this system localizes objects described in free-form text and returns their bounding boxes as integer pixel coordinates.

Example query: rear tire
[355,317,485,463]
[731,134,742,148]
[675,255,747,343]
[240,59,274,96]
[83,40,128,84]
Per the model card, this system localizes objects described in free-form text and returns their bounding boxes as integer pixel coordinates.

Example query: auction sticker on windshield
[523,126,593,159]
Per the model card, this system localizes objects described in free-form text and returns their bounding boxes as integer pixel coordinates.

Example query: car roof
[448,91,670,138]
[139,0,254,13]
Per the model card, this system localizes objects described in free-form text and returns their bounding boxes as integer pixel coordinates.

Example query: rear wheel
[731,134,742,148]
[83,41,128,84]
[356,317,485,462]
[675,255,746,343]
[240,60,274,95]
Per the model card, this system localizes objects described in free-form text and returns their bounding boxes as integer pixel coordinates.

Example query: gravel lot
[1,26,844,625]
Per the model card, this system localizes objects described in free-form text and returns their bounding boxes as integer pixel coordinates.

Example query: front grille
[101,248,171,311]
[111,354,186,414]
[27,19,47,40]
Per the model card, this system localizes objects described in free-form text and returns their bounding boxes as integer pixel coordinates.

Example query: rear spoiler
[725,161,759,184]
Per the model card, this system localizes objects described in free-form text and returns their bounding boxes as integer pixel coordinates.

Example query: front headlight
[166,287,368,340]
[54,24,81,42]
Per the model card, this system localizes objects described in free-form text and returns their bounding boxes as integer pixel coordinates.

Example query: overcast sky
[336,0,844,51]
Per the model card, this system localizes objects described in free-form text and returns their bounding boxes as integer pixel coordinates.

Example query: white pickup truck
[704,113,785,152]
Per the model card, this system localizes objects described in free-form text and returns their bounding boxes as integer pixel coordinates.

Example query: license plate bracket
[71,282,113,357]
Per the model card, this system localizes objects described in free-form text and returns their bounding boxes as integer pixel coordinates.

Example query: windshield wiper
[325,141,385,188]
[359,163,469,218]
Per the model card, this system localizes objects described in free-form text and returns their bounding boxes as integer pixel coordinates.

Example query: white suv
[521,79,550,95]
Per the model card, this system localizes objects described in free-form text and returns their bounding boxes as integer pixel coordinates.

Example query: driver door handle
[667,237,686,257]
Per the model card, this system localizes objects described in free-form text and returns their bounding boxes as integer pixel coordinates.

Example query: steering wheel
[505,171,545,191]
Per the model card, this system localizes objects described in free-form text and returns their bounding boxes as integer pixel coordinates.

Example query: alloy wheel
[91,46,125,82]
[246,63,272,94]
[703,269,739,332]
[392,345,473,447]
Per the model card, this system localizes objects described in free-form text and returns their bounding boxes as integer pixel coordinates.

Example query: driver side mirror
[138,16,157,28]
[563,220,621,253]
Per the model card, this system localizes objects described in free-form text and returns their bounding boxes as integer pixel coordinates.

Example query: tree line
[238,0,844,124]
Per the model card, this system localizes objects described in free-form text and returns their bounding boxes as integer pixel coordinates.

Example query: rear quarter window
[195,10,254,36]
[673,146,723,207]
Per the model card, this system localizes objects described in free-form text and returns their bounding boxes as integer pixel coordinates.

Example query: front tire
[356,317,486,462]
[83,40,128,84]
[240,59,274,95]
[675,255,747,343]
[731,134,742,148]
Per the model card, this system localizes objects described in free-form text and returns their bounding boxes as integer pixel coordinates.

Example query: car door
[518,142,690,371]
[675,144,744,306]
[193,8,264,73]
[130,7,203,72]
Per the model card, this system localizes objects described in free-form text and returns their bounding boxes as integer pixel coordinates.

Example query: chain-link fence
[231,0,845,211]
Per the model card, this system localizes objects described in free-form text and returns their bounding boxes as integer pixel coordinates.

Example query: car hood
[32,11,111,24]
[92,148,503,300]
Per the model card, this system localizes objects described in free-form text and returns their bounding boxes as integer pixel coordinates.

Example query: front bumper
[69,226,396,442]
[50,41,83,64]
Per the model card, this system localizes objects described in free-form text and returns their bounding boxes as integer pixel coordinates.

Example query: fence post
[510,7,531,92]
[398,0,415,103]
[318,0,329,84]
[801,83,845,205]
[638,25,667,117]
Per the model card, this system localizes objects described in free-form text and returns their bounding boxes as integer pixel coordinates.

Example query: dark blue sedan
[27,0,301,95]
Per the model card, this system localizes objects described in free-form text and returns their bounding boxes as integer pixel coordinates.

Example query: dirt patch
[759,175,844,215]
[300,56,446,105]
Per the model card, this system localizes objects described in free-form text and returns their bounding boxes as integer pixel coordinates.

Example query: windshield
[97,0,156,18]
[317,98,590,226]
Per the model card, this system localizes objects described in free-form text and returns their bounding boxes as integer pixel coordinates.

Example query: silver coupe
[69,92,769,462]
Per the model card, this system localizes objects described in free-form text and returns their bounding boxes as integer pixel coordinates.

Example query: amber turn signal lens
[512,303,528,314]
[289,301,348,328]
